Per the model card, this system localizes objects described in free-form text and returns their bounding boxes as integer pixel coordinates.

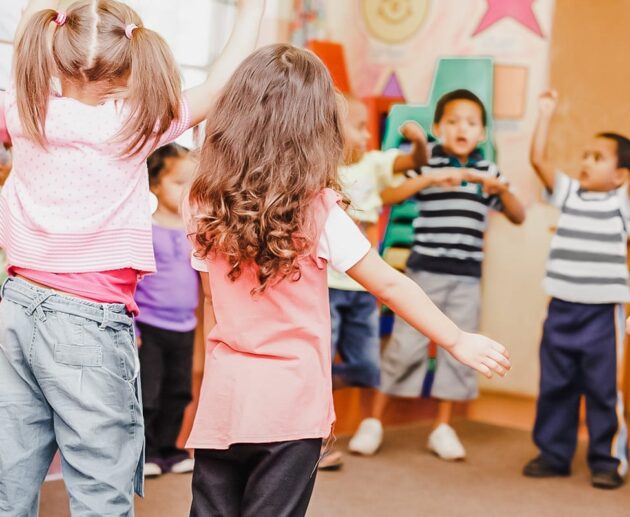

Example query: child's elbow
[371,274,403,307]
[380,189,398,206]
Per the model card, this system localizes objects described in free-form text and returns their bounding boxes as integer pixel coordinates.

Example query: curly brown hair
[189,44,346,294]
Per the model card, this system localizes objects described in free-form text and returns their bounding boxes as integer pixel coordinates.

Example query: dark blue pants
[329,289,380,388]
[533,298,628,475]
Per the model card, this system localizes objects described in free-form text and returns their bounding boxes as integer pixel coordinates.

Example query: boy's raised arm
[530,90,558,192]
[392,122,429,172]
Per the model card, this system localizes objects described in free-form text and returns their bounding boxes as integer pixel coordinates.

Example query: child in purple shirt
[135,143,199,477]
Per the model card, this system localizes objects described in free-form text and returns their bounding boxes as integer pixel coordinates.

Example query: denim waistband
[1,277,132,330]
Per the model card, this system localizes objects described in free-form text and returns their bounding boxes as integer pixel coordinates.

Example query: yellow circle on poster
[362,0,430,44]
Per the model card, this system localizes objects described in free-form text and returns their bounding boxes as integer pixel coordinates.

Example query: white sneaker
[144,462,163,477]
[427,424,466,461]
[170,457,195,474]
[348,418,384,455]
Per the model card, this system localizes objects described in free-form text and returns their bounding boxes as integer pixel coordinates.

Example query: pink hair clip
[54,11,67,26]
[125,23,138,39]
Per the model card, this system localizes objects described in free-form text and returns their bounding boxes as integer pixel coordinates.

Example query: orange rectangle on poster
[493,64,528,119]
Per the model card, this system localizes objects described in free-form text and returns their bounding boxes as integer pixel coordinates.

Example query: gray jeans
[0,277,144,517]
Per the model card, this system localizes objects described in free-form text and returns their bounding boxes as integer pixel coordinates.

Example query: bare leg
[371,389,390,421]
[359,388,374,421]
[433,399,453,429]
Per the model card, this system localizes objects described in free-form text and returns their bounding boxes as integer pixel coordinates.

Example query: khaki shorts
[380,270,480,401]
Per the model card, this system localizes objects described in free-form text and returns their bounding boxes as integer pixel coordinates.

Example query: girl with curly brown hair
[187,44,511,517]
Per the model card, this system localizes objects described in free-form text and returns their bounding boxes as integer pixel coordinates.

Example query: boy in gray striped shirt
[349,90,525,461]
[524,90,630,489]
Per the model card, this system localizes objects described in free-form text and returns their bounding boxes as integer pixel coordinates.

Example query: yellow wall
[547,0,630,164]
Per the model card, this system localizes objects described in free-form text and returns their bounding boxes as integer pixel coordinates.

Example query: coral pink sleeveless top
[187,190,339,449]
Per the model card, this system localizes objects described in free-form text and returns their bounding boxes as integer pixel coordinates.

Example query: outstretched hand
[430,168,466,188]
[445,331,511,379]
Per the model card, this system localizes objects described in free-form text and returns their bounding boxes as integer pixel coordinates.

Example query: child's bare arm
[200,273,217,338]
[15,0,59,44]
[496,189,525,224]
[465,172,526,225]
[392,122,428,172]
[530,90,558,192]
[347,249,511,378]
[381,168,465,205]
[185,0,265,127]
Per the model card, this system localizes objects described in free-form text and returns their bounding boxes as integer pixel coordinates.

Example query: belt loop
[25,292,55,321]
[99,304,110,330]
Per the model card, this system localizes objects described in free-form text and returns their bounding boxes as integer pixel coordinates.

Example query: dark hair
[597,132,630,170]
[434,89,487,127]
[147,143,189,187]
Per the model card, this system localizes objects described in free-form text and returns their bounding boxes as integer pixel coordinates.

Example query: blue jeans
[329,288,380,388]
[0,278,144,516]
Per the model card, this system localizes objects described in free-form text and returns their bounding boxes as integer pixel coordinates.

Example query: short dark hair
[434,89,487,127]
[597,132,630,170]
[147,143,189,187]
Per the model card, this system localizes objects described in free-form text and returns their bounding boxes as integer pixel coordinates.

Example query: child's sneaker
[348,418,383,455]
[318,448,343,471]
[163,452,195,474]
[170,457,195,474]
[144,459,163,478]
[427,424,466,460]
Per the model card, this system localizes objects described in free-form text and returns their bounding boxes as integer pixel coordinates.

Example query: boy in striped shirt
[523,90,630,489]
[350,90,525,460]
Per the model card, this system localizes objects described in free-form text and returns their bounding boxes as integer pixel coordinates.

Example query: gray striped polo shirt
[406,145,505,278]
[545,172,630,303]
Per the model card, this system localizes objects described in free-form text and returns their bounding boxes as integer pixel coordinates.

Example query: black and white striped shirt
[406,145,505,278]
[545,172,630,303]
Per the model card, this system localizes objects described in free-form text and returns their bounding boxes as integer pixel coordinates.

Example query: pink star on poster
[473,0,544,38]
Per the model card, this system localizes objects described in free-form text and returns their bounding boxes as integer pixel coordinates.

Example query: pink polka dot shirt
[0,85,190,275]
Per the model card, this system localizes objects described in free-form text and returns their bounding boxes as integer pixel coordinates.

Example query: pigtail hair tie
[125,23,138,40]
[54,11,67,26]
